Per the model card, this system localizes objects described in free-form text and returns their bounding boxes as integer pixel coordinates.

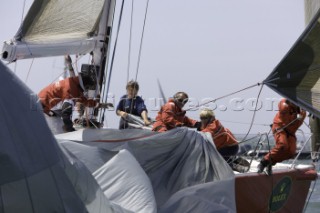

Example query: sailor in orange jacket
[199,108,239,162]
[39,76,97,115]
[257,98,306,174]
[38,65,112,133]
[152,92,199,132]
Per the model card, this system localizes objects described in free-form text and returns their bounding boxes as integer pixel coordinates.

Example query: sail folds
[264,8,320,118]
[0,61,87,212]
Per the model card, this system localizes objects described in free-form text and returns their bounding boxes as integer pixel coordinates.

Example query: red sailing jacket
[272,98,306,136]
[152,99,197,132]
[38,77,98,115]
[200,119,238,150]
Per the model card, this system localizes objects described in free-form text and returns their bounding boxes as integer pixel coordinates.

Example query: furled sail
[2,0,113,61]
[264,7,320,118]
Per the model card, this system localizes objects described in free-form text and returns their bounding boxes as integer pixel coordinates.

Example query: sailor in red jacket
[38,60,111,133]
[257,98,306,174]
[152,92,199,132]
[199,108,239,162]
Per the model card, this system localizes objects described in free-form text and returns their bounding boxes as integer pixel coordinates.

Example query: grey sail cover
[0,61,87,212]
[0,60,236,212]
[264,8,320,118]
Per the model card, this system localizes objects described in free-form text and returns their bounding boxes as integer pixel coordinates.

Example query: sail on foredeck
[264,7,320,118]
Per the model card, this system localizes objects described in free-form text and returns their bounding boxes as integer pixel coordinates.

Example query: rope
[245,132,265,171]
[238,83,264,143]
[25,58,34,83]
[290,135,312,168]
[238,134,262,144]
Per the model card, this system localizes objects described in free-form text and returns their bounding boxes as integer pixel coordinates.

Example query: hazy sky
[0,0,308,134]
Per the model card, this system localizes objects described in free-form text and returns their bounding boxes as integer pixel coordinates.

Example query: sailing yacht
[0,0,318,212]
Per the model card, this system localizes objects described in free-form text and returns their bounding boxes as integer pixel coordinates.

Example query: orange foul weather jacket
[38,77,98,115]
[200,119,238,150]
[264,98,306,164]
[152,99,197,132]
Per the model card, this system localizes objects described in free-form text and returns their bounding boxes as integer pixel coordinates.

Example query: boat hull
[235,168,317,213]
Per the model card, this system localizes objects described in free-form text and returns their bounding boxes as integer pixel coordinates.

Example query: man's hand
[121,111,128,118]
[144,119,151,126]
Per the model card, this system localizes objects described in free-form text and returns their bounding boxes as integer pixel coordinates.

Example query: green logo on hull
[269,176,292,212]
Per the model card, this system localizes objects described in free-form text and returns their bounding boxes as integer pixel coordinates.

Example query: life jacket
[272,99,306,136]
[38,77,97,115]
[201,119,238,150]
[152,99,197,132]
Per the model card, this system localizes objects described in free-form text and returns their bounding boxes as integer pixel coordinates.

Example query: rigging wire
[125,0,151,128]
[238,84,264,143]
[134,0,150,82]
[185,83,261,111]
[127,0,135,83]
[21,0,27,24]
[220,119,271,127]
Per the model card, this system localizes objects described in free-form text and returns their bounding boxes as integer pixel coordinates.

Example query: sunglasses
[177,98,188,104]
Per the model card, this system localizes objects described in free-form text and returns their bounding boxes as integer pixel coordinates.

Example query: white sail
[2,0,114,61]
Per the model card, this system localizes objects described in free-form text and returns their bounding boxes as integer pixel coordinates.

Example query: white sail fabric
[18,0,105,43]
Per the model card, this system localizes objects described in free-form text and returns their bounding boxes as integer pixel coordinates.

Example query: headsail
[264,8,320,118]
[2,0,113,61]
